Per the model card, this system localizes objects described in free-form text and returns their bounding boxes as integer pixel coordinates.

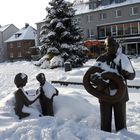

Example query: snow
[33,54,64,69]
[41,81,58,99]
[46,32,56,38]
[56,22,65,29]
[73,0,140,15]
[94,47,134,74]
[74,3,92,15]
[0,58,140,139]
[5,26,36,43]
[0,24,11,32]
[21,73,27,79]
[50,55,64,69]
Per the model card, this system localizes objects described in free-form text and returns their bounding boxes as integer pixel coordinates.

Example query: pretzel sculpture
[83,66,126,103]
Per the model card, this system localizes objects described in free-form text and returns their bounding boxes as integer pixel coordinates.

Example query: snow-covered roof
[74,2,92,15]
[0,24,11,32]
[74,0,140,15]
[5,25,37,43]
[73,0,89,5]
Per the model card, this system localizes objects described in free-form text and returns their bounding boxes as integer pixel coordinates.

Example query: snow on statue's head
[105,36,119,56]
[14,73,28,88]
[36,73,46,86]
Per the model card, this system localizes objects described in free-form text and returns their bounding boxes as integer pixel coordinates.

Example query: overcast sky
[0,0,73,29]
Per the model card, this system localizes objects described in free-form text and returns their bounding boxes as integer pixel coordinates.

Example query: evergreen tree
[40,0,88,68]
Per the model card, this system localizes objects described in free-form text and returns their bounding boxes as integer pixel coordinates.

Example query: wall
[75,3,140,40]
[7,40,35,61]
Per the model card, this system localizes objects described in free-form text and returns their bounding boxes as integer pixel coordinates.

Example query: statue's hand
[90,73,109,88]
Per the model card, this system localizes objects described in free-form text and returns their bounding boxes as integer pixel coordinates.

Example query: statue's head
[104,36,119,56]
[14,73,28,88]
[36,73,46,86]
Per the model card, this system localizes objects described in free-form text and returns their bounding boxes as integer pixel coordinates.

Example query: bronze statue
[83,37,135,132]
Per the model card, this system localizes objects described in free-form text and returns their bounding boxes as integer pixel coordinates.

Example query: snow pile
[34,55,64,69]
[0,59,140,139]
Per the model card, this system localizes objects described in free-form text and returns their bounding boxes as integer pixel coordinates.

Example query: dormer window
[89,0,100,9]
[115,0,126,3]
[89,2,96,9]
[101,0,113,6]
[15,33,21,38]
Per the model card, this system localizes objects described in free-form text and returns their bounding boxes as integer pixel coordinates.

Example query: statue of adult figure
[83,36,135,132]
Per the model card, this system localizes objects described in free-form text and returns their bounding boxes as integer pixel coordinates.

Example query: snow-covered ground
[0,59,140,140]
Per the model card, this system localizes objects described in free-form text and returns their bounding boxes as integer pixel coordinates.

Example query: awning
[84,40,102,47]
[118,36,140,44]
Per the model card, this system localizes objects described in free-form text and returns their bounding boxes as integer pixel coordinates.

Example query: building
[0,24,19,62]
[5,24,37,61]
[73,0,140,57]
[35,19,45,46]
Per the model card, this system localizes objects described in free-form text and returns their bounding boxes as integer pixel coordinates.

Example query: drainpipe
[136,43,138,57]
[0,32,4,61]
[2,31,5,61]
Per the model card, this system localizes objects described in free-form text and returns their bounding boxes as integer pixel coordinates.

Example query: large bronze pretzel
[83,66,126,103]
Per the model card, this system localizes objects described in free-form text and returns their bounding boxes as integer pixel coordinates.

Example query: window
[131,22,138,34]
[9,43,14,49]
[111,25,117,36]
[101,0,112,6]
[87,29,94,39]
[124,23,131,35]
[99,26,105,38]
[26,41,33,46]
[127,44,136,55]
[15,33,21,38]
[115,10,122,18]
[87,15,89,22]
[17,42,21,48]
[89,2,97,9]
[115,0,126,3]
[90,29,94,39]
[106,26,111,36]
[87,29,90,38]
[98,22,139,38]
[17,52,22,57]
[90,15,93,22]
[130,7,138,15]
[10,52,14,58]
[117,24,123,36]
[75,17,81,24]
[139,22,140,33]
[99,13,107,20]
[87,15,93,22]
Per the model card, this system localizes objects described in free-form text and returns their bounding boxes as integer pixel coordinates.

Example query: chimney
[25,23,29,28]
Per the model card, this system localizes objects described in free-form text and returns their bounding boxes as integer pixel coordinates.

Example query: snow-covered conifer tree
[39,0,88,68]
